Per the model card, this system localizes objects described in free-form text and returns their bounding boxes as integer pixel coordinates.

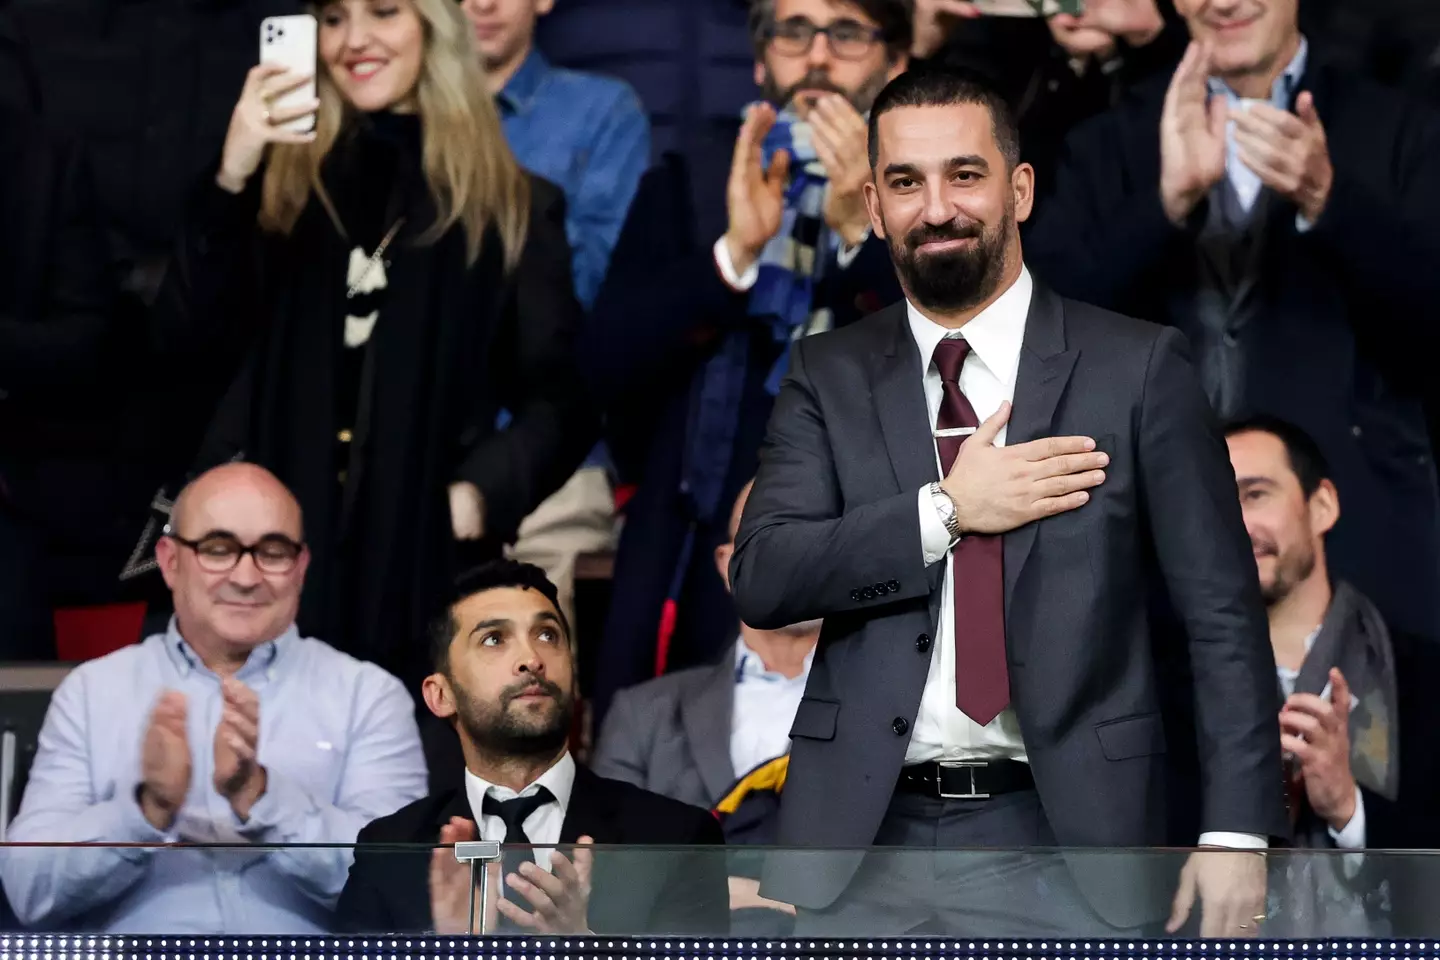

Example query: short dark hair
[866,64,1021,172]
[748,0,914,61]
[1224,415,1331,499]
[428,560,571,673]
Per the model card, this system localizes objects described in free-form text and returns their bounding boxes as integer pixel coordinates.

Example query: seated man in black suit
[337,560,727,935]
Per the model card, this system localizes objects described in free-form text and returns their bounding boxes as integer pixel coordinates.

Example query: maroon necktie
[933,338,1010,726]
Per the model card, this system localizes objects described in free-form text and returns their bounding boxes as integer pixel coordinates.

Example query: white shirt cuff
[1328,785,1366,850]
[1197,831,1268,850]
[918,485,955,566]
[1296,214,1315,233]
[835,228,871,268]
[713,237,759,292]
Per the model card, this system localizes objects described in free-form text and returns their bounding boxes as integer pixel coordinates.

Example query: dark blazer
[592,648,738,810]
[582,149,901,726]
[729,282,1289,927]
[1025,60,1440,645]
[336,764,729,936]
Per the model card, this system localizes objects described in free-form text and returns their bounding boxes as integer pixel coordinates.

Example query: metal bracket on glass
[454,840,502,935]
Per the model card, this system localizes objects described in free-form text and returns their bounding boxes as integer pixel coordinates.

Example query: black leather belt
[897,759,1034,800]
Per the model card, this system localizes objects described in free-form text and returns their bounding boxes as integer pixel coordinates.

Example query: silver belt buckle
[936,760,990,799]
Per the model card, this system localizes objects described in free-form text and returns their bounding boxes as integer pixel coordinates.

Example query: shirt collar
[466,751,576,814]
[495,49,550,117]
[163,617,294,681]
[905,266,1033,391]
[734,635,816,682]
[1207,35,1308,106]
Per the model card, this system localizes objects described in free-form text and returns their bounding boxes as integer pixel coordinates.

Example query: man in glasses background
[0,462,427,933]
[583,0,905,726]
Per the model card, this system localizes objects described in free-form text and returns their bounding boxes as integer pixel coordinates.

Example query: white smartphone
[970,0,1084,16]
[259,14,318,134]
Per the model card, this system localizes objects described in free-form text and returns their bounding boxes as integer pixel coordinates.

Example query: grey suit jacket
[592,650,738,810]
[730,282,1288,926]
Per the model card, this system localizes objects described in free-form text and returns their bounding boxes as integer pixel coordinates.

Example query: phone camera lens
[276,27,285,36]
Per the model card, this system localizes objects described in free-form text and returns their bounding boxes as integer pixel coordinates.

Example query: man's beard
[886,202,1012,314]
[762,65,891,116]
[1254,538,1318,606]
[450,674,574,760]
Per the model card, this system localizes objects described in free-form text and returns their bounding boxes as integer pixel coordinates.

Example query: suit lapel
[1002,283,1079,616]
[871,303,945,598]
[681,654,739,802]
[431,788,475,833]
[559,766,620,844]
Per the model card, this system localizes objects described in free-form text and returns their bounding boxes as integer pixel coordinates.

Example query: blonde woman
[161,0,593,735]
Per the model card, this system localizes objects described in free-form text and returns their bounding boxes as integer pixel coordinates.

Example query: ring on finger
[261,108,272,124]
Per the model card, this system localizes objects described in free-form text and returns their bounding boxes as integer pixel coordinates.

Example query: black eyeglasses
[766,17,886,61]
[165,529,305,574]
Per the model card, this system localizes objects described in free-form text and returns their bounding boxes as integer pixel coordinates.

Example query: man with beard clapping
[727,64,1286,938]
[336,560,726,936]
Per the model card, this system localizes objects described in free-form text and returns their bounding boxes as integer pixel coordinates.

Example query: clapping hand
[1159,42,1227,225]
[1281,667,1357,831]
[214,677,266,820]
[1230,92,1334,223]
[496,836,595,934]
[139,691,192,831]
[723,103,790,280]
[809,94,873,247]
[430,817,499,934]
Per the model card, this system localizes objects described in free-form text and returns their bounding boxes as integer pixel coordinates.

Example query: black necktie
[483,787,556,925]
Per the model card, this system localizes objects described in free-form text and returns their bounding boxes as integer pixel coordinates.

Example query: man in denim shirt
[460,0,650,641]
[0,463,427,933]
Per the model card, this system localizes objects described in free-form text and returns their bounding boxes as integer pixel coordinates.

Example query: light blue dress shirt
[0,622,428,934]
[1207,37,1310,224]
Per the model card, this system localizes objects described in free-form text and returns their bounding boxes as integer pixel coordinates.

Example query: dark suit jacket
[729,282,1289,927]
[1025,60,1440,645]
[581,149,901,725]
[592,648,738,810]
[336,764,729,935]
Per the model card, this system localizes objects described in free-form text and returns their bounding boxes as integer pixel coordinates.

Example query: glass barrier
[0,844,1437,939]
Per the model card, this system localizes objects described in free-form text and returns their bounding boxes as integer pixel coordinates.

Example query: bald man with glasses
[1,463,427,934]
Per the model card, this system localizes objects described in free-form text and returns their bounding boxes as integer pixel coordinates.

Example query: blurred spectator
[147,0,594,741]
[460,0,649,309]
[458,0,648,637]
[1027,0,1440,643]
[593,479,816,813]
[915,0,1186,196]
[338,560,727,935]
[0,96,111,661]
[582,0,906,725]
[0,463,426,933]
[1225,417,1440,932]
[1226,419,1440,849]
[535,0,756,173]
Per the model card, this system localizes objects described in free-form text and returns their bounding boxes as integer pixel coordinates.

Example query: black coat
[579,149,901,725]
[163,122,595,691]
[336,764,729,935]
[1026,60,1440,644]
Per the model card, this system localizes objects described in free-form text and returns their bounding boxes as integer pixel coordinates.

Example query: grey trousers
[794,789,1137,938]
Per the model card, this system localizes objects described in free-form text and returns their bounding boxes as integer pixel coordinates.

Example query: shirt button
[891,717,909,736]
[916,633,932,653]
[338,428,354,443]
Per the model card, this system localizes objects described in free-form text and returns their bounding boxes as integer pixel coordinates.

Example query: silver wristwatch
[928,482,962,541]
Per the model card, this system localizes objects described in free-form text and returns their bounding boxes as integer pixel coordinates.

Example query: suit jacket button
[887,580,901,592]
[873,581,889,596]
[916,633,931,653]
[862,586,876,600]
[891,717,909,736]
[849,589,862,602]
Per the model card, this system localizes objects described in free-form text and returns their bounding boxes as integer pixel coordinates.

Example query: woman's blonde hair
[259,0,530,269]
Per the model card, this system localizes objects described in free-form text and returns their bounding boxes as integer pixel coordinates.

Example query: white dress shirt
[905,266,1264,850]
[729,636,815,778]
[1278,630,1365,849]
[465,751,576,870]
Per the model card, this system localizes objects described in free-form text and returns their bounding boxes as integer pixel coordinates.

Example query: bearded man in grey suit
[729,64,1287,938]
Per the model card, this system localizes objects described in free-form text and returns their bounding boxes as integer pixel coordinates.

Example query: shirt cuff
[918,485,955,566]
[835,228,871,269]
[1296,214,1315,233]
[121,783,179,846]
[713,237,759,292]
[1328,786,1366,850]
[1197,831,1268,850]
[234,768,317,840]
